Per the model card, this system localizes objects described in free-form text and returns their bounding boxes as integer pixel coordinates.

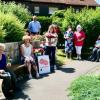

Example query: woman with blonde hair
[45,25,58,73]
[20,35,39,79]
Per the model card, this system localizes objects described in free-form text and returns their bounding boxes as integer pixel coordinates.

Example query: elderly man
[28,16,41,35]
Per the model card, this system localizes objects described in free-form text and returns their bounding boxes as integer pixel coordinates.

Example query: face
[24,39,30,44]
[77,27,82,32]
[0,46,4,55]
[49,27,54,33]
[33,17,37,21]
[68,28,72,32]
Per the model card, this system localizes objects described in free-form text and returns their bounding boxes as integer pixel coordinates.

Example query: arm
[28,22,32,32]
[20,45,24,57]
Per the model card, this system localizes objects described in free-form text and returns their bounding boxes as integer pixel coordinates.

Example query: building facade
[2,0,100,16]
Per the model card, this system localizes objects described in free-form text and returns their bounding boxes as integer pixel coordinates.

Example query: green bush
[0,12,24,42]
[69,75,100,100]
[38,16,52,34]
[0,1,31,23]
[52,8,100,50]
[0,1,31,42]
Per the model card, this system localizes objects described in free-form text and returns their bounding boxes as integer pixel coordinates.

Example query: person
[64,26,73,59]
[74,25,86,60]
[20,35,39,79]
[0,43,18,98]
[28,15,41,35]
[89,35,100,62]
[45,25,58,73]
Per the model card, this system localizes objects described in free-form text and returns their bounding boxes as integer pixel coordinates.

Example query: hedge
[0,1,31,42]
[52,8,100,50]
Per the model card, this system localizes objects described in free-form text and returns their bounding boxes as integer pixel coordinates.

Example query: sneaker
[29,74,33,79]
[79,56,82,60]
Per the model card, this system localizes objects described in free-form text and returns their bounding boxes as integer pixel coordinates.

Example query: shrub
[69,75,100,100]
[0,12,24,42]
[0,1,31,42]
[0,1,31,23]
[37,16,52,34]
[52,8,100,50]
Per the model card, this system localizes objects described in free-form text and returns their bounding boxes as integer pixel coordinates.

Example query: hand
[0,70,5,74]
[7,63,11,67]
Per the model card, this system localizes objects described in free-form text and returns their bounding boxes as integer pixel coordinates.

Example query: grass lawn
[69,74,100,100]
[56,49,67,66]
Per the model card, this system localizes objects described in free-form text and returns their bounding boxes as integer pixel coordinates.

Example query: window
[34,6,39,14]
[49,7,58,14]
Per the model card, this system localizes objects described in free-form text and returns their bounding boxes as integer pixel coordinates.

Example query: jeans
[45,46,56,71]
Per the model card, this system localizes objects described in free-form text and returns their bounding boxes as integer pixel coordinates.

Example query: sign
[95,0,100,4]
[38,55,50,74]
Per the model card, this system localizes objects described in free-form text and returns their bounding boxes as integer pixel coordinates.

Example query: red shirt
[74,31,86,46]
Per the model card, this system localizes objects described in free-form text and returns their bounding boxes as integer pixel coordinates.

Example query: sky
[95,0,100,4]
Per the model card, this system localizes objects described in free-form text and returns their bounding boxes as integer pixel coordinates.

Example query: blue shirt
[28,21,41,33]
[0,54,7,70]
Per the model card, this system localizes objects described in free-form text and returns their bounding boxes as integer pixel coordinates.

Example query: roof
[25,0,99,6]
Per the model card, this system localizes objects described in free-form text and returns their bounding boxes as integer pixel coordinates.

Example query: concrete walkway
[13,60,100,100]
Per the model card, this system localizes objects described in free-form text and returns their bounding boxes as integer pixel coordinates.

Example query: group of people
[0,15,100,99]
[64,25,100,62]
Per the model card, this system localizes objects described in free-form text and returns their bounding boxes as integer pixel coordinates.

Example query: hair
[0,43,6,50]
[48,25,54,33]
[76,25,82,30]
[22,35,31,41]
[32,15,37,20]
[97,35,100,40]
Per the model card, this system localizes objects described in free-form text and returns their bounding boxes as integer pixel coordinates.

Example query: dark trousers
[4,68,17,90]
[45,46,56,71]
[90,48,100,61]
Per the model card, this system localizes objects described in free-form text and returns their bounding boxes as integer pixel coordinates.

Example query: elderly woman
[45,25,58,73]
[20,35,39,79]
[0,43,18,98]
[64,26,73,59]
[74,25,86,60]
[89,35,100,62]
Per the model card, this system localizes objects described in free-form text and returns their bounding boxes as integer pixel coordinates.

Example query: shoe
[36,73,40,78]
[96,59,100,62]
[79,57,82,60]
[29,74,33,79]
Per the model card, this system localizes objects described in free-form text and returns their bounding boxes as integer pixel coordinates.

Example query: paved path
[11,61,100,100]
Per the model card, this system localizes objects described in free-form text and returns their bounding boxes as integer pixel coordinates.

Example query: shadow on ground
[60,67,75,73]
[13,78,31,100]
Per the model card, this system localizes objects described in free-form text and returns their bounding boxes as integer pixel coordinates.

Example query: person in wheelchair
[89,35,100,62]
[20,35,39,79]
[0,43,19,98]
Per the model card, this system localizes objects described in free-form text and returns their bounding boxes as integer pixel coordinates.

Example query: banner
[38,55,50,74]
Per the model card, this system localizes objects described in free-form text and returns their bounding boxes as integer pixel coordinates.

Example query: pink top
[74,31,86,46]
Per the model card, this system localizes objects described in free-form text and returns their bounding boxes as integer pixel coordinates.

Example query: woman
[20,35,39,79]
[74,25,86,60]
[89,35,100,62]
[0,43,18,98]
[64,26,73,59]
[45,25,58,73]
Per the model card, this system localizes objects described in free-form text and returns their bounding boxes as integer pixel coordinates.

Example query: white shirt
[22,44,32,57]
[28,21,41,33]
[45,33,58,47]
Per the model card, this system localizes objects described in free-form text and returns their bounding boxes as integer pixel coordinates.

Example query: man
[28,16,41,35]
